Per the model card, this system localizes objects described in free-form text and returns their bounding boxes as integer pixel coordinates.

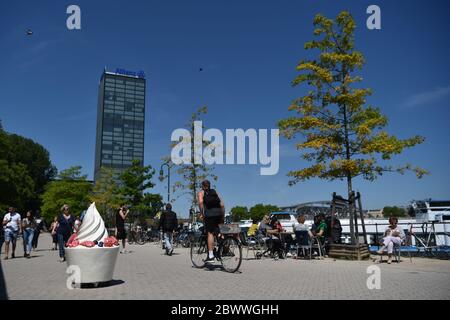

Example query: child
[247,219,259,237]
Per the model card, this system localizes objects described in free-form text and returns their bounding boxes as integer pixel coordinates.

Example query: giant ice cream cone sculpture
[65,203,120,284]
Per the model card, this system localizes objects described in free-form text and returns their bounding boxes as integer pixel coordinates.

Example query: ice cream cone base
[65,246,119,284]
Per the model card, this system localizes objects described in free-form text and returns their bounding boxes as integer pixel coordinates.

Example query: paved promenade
[1,233,449,300]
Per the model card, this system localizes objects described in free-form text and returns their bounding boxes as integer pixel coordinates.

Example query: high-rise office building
[94,68,146,183]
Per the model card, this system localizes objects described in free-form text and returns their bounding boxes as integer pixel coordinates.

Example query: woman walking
[32,211,44,251]
[55,205,75,262]
[22,211,37,258]
[50,216,58,250]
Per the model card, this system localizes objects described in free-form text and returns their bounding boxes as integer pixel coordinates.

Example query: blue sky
[1,0,449,217]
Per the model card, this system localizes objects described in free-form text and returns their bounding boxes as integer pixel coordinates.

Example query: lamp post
[159,162,171,203]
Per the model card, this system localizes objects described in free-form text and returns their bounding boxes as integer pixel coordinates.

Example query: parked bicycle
[127,226,150,245]
[173,229,191,248]
[190,224,242,273]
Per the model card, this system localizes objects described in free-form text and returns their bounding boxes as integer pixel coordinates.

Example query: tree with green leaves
[164,107,218,212]
[406,205,416,218]
[382,206,406,218]
[89,167,122,227]
[118,159,163,220]
[8,134,56,208]
[278,11,427,213]
[41,166,92,223]
[230,206,249,222]
[249,204,280,221]
[0,121,56,212]
[0,162,35,212]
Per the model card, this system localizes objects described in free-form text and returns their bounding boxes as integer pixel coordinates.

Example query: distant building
[367,209,383,218]
[94,68,146,183]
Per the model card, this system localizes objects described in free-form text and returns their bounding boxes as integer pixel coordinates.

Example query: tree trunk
[341,65,356,244]
[347,175,356,244]
[191,122,198,212]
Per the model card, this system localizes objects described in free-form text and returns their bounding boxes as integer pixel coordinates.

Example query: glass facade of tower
[94,70,146,182]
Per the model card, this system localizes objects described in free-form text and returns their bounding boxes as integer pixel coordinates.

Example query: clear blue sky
[1,0,449,217]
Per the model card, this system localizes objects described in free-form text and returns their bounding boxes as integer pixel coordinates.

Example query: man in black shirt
[32,211,44,251]
[158,203,178,256]
[116,205,129,253]
[197,180,225,262]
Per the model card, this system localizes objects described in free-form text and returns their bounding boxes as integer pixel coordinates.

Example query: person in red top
[275,220,283,232]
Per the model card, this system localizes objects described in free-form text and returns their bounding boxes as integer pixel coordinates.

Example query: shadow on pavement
[80,279,125,289]
[119,250,134,254]
[201,264,242,274]
[0,258,8,300]
[28,255,44,259]
[8,255,43,260]
[202,264,223,272]
[160,252,182,256]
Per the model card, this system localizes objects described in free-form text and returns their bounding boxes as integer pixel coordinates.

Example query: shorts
[204,216,222,234]
[4,229,18,242]
[116,227,127,240]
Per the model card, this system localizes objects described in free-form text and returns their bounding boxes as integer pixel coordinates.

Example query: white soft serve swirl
[76,203,108,243]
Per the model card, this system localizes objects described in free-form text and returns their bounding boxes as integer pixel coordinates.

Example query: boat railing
[337,220,449,251]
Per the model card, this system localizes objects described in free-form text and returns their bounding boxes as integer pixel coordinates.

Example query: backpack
[203,189,221,210]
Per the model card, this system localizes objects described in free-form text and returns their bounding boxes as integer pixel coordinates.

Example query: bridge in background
[279,200,358,218]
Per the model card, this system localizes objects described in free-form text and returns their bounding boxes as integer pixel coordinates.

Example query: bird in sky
[199,67,203,72]
[26,29,33,36]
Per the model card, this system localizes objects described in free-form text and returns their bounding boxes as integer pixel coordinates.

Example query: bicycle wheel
[174,234,182,248]
[219,237,242,273]
[127,232,134,245]
[136,232,145,245]
[183,239,191,248]
[182,234,191,248]
[190,237,207,268]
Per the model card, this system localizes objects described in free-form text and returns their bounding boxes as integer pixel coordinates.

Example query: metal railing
[337,221,449,258]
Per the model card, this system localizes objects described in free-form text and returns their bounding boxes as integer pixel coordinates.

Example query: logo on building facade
[115,68,146,79]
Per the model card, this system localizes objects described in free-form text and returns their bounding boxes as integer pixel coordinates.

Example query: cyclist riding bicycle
[197,179,225,263]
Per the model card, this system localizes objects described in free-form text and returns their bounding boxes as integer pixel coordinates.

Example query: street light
[159,162,171,203]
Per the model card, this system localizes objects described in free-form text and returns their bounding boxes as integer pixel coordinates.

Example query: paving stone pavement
[1,233,449,300]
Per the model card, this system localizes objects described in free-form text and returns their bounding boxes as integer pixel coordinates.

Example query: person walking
[50,216,58,250]
[0,222,4,256]
[55,204,75,262]
[32,211,45,251]
[22,211,37,258]
[116,205,129,253]
[158,203,178,256]
[2,207,22,260]
[197,180,225,262]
